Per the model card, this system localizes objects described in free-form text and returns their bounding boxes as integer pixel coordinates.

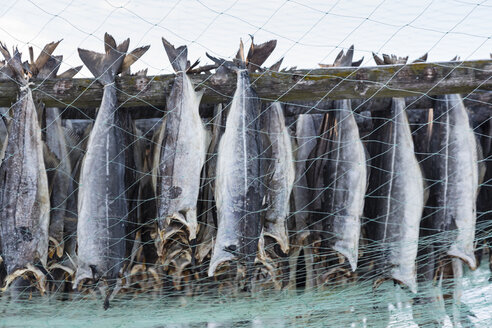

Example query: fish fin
[43,142,61,170]
[0,44,26,81]
[247,39,277,72]
[63,126,83,164]
[412,53,428,63]
[33,40,62,75]
[133,68,148,77]
[372,52,384,65]
[206,52,238,74]
[120,45,150,75]
[162,37,188,72]
[43,142,60,196]
[375,53,408,65]
[235,38,246,66]
[37,55,62,79]
[246,34,255,65]
[269,57,283,72]
[340,45,354,67]
[78,33,129,85]
[333,49,345,66]
[187,58,200,72]
[57,65,83,78]
[352,56,364,67]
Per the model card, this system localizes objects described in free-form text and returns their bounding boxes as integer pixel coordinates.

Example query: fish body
[423,94,479,270]
[45,107,72,256]
[157,38,206,242]
[263,102,294,254]
[367,98,424,293]
[0,46,50,289]
[292,113,322,239]
[74,35,146,296]
[209,69,263,277]
[318,99,366,271]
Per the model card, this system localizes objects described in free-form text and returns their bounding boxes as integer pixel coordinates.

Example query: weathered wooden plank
[0,59,491,111]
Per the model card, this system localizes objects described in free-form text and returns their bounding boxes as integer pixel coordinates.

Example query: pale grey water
[0,262,490,327]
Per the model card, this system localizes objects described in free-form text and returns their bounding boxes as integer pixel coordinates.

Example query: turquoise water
[0,263,490,328]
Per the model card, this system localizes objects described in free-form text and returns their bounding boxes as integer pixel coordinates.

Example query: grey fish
[0,62,12,166]
[364,54,425,293]
[156,37,207,244]
[287,112,322,289]
[315,98,366,272]
[37,53,82,258]
[305,46,366,278]
[196,104,225,264]
[207,38,275,278]
[292,113,322,240]
[75,33,149,308]
[476,115,492,277]
[0,44,50,292]
[262,101,294,254]
[368,98,424,293]
[422,93,479,270]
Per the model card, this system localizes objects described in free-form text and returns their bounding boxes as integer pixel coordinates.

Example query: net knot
[20,82,34,92]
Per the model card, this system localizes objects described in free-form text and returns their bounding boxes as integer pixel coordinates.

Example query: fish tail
[0,43,26,80]
[78,33,130,85]
[162,37,188,72]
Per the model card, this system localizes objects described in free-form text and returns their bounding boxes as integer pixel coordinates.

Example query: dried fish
[0,44,50,293]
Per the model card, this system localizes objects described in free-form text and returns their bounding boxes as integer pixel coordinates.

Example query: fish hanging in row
[0,44,51,294]
[303,46,366,288]
[254,57,295,291]
[30,45,83,261]
[365,53,425,294]
[75,33,149,308]
[206,37,276,287]
[155,37,207,248]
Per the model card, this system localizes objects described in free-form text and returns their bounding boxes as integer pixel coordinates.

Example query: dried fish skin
[0,45,50,290]
[74,35,149,303]
[262,102,295,254]
[209,69,263,278]
[156,38,207,243]
[321,99,366,272]
[424,94,479,270]
[366,98,424,293]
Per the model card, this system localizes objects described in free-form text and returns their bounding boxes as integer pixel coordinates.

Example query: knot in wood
[355,81,369,96]
[53,80,73,95]
[423,67,437,81]
[135,77,149,92]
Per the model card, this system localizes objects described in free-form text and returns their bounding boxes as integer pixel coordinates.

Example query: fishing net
[0,1,491,327]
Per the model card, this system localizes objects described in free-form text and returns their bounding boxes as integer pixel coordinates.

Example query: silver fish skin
[45,107,72,256]
[263,102,295,254]
[208,69,263,277]
[321,99,366,272]
[0,46,50,282]
[157,38,207,242]
[292,114,322,237]
[75,35,131,288]
[425,94,479,270]
[368,98,424,293]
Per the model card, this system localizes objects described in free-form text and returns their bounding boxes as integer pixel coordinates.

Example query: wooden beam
[0,59,491,111]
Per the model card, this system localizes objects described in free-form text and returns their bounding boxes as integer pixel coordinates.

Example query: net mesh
[0,1,491,327]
